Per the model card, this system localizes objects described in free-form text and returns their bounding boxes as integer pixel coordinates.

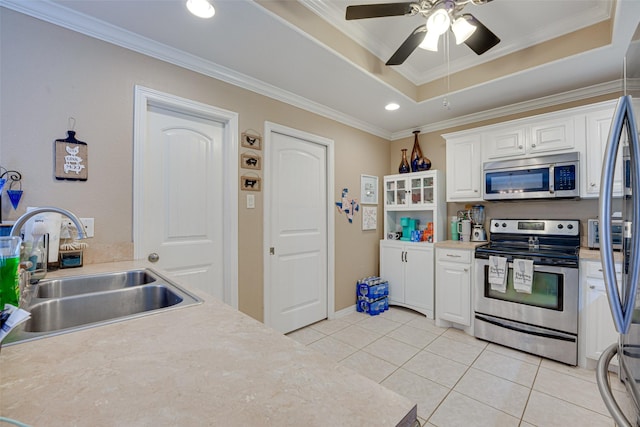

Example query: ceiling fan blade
[463,14,500,55]
[346,2,414,20]
[386,24,427,66]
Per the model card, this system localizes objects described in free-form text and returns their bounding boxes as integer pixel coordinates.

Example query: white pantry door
[264,123,334,333]
[134,87,238,306]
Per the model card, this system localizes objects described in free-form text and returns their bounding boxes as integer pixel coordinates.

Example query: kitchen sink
[4,268,202,345]
[36,270,157,298]
[25,284,183,332]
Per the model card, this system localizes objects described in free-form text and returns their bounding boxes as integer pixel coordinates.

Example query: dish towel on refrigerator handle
[488,256,507,293]
[513,258,534,294]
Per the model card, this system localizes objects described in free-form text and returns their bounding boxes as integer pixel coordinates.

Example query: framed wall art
[362,206,377,230]
[241,174,261,191]
[241,152,261,170]
[241,132,262,150]
[360,174,378,204]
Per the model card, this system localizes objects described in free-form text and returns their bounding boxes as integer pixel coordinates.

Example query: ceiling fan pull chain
[443,32,452,110]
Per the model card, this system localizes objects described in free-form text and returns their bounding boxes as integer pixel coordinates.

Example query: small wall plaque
[241,132,262,150]
[54,131,88,181]
[241,152,262,170]
[241,174,261,191]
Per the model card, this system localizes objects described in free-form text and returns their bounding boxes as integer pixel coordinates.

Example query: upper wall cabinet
[444,134,483,202]
[482,125,527,160]
[582,101,620,198]
[483,116,576,162]
[442,99,624,202]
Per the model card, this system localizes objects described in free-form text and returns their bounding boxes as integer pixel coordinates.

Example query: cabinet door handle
[518,145,523,149]
[463,268,469,272]
[591,182,597,187]
[446,254,462,258]
[531,143,537,148]
[590,285,596,289]
[404,251,408,262]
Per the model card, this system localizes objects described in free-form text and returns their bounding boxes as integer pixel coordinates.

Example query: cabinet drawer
[584,261,621,278]
[437,248,471,264]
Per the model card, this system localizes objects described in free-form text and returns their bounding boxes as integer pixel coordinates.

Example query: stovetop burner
[475,219,580,267]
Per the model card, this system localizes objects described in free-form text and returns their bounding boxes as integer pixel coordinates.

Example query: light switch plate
[247,194,255,209]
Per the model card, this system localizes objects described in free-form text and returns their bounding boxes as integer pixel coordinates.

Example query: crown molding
[0,0,393,140]
[0,0,624,142]
[389,79,624,140]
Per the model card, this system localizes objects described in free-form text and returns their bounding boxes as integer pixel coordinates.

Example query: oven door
[474,259,579,334]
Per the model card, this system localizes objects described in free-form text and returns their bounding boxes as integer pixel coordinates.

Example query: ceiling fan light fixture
[451,14,477,45]
[419,30,440,52]
[426,8,451,35]
[186,0,215,19]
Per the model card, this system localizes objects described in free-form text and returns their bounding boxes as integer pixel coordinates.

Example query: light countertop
[434,240,488,250]
[0,261,416,426]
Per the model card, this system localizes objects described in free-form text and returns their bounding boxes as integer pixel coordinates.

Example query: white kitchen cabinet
[380,240,434,318]
[435,247,473,328]
[580,259,620,368]
[383,170,446,243]
[443,134,482,202]
[381,170,444,319]
[529,116,575,154]
[582,101,623,198]
[482,125,527,159]
[483,116,575,161]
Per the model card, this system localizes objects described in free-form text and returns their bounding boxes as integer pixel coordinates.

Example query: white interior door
[264,122,334,333]
[134,86,238,307]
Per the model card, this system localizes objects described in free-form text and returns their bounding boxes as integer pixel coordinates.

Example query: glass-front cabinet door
[386,177,407,206]
[411,175,435,205]
[386,172,437,207]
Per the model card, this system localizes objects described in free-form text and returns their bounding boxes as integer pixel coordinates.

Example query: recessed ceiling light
[186,0,215,19]
[385,103,400,111]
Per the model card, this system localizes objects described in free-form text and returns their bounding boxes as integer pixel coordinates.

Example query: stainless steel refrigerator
[597,22,640,426]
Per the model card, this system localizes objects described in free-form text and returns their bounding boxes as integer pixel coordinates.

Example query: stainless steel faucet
[10,206,86,239]
[9,207,86,287]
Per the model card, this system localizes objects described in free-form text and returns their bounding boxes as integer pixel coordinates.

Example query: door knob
[148,253,160,263]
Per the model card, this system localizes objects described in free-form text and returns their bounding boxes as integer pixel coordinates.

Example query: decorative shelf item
[410,130,431,172]
[398,148,410,174]
[0,166,23,223]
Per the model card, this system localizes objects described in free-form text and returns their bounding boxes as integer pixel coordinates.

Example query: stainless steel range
[474,219,580,366]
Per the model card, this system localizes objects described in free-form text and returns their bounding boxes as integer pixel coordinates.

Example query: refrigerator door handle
[600,95,640,334]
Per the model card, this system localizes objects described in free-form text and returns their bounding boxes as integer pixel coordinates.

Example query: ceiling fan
[346,0,500,65]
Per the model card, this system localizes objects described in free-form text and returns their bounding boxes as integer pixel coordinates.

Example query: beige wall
[0,9,390,321]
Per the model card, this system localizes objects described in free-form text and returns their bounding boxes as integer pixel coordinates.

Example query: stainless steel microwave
[483,152,580,200]
[587,218,623,250]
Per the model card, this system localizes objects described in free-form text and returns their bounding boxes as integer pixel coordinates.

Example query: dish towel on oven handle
[488,256,508,293]
[513,258,534,294]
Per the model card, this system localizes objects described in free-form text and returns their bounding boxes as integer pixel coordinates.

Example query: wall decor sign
[362,206,377,230]
[241,174,261,191]
[241,152,262,170]
[360,174,378,204]
[241,132,262,150]
[55,130,88,181]
[335,188,359,223]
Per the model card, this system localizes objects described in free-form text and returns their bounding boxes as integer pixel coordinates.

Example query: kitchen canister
[450,216,459,241]
[458,219,472,242]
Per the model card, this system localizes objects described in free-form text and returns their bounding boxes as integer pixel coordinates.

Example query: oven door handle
[599,95,640,334]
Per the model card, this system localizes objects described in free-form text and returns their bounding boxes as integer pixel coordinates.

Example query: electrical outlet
[63,217,94,238]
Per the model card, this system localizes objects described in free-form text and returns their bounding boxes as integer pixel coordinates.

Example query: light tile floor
[286,306,631,427]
